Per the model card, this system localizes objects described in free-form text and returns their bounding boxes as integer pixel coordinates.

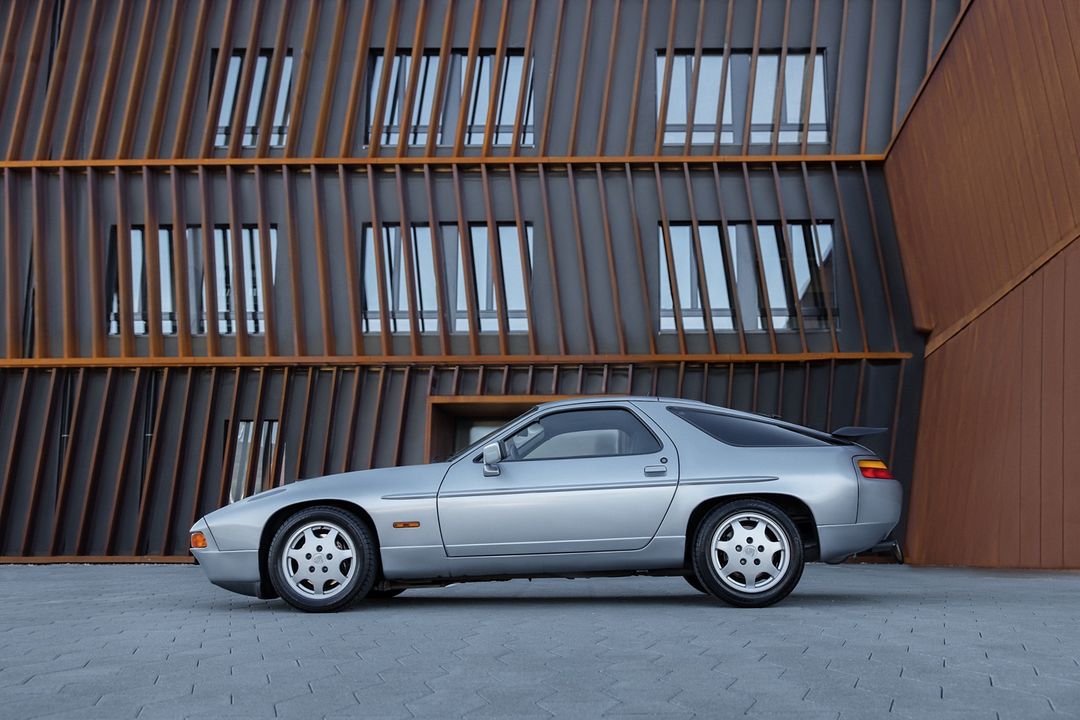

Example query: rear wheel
[268,506,377,612]
[691,499,804,608]
[684,574,707,593]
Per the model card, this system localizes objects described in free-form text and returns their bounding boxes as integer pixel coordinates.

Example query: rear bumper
[818,473,902,563]
[190,518,268,598]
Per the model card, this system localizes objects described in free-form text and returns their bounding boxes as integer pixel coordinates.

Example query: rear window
[669,407,834,447]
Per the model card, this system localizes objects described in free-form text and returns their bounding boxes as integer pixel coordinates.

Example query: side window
[506,408,662,461]
[669,407,832,447]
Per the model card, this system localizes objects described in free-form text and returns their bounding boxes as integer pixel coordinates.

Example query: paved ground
[0,564,1077,719]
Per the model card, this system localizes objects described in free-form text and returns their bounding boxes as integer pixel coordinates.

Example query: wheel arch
[257,499,380,599]
[683,493,820,569]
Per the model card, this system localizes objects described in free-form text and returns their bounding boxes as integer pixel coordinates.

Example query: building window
[106,226,179,336]
[189,225,278,335]
[213,49,294,148]
[367,49,534,148]
[366,51,441,146]
[360,222,533,335]
[657,50,827,146]
[658,222,834,333]
[227,419,280,503]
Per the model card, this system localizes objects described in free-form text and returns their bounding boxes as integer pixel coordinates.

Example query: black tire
[366,588,406,600]
[684,574,707,593]
[691,499,804,608]
[268,506,377,612]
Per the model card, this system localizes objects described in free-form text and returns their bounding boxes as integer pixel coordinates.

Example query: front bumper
[190,518,268,598]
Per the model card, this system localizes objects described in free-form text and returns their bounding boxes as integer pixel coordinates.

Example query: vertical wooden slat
[144,0,185,158]
[927,0,938,68]
[143,169,165,357]
[88,0,132,159]
[57,0,104,157]
[711,162,748,353]
[829,0,851,155]
[116,0,160,158]
[451,165,482,354]
[683,163,718,354]
[365,367,388,469]
[4,0,54,160]
[284,0,321,158]
[509,0,538,156]
[255,0,294,157]
[891,0,908,136]
[32,0,76,160]
[680,0,708,156]
[74,368,114,555]
[424,166,452,355]
[308,166,336,355]
[595,0,622,156]
[0,369,30,545]
[624,164,657,354]
[198,0,239,157]
[538,0,566,156]
[394,0,431,157]
[536,165,567,354]
[741,163,778,353]
[479,165,511,354]
[452,0,485,156]
[367,0,403,156]
[798,0,821,155]
[87,169,106,357]
[770,163,808,352]
[269,366,291,486]
[391,367,411,466]
[507,165,537,354]
[0,4,27,135]
[30,168,48,357]
[171,0,212,158]
[888,358,905,466]
[197,167,222,356]
[566,165,597,353]
[710,0,737,156]
[170,168,194,356]
[253,166,277,355]
[338,166,364,354]
[769,0,793,155]
[596,165,626,353]
[159,368,194,555]
[318,368,340,475]
[799,161,839,352]
[480,0,512,156]
[422,0,456,157]
[188,367,218,524]
[565,0,594,156]
[133,368,171,554]
[225,167,251,355]
[740,0,764,154]
[103,367,143,555]
[860,0,879,154]
[216,367,245,508]
[654,164,687,354]
[58,169,77,357]
[242,367,268,496]
[652,0,678,156]
[623,0,650,155]
[366,168,394,354]
[339,367,364,474]
[3,169,19,358]
[338,0,376,157]
[20,369,59,554]
[225,0,268,158]
[831,162,868,351]
[394,165,422,356]
[311,0,349,157]
[860,162,899,352]
[281,165,307,355]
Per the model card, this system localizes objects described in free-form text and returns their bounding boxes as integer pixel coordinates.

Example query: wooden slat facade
[0,0,963,560]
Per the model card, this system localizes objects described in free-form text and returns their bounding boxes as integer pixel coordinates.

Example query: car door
[437,404,679,556]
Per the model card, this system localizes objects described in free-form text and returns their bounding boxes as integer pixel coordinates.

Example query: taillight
[858,459,894,480]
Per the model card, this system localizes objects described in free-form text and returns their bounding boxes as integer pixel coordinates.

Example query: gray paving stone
[0,564,1079,719]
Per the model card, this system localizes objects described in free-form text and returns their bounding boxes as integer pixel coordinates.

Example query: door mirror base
[482,441,503,476]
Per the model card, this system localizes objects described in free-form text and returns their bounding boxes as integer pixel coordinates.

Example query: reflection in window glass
[447,51,534,147]
[657,50,826,146]
[366,52,441,146]
[468,224,533,332]
[106,227,177,336]
[213,49,294,148]
[188,225,278,335]
[361,224,445,334]
[228,419,281,503]
[659,222,834,333]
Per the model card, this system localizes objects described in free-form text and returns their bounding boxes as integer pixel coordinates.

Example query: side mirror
[482,441,503,476]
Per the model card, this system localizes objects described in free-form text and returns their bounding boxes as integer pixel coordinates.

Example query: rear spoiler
[831,426,888,440]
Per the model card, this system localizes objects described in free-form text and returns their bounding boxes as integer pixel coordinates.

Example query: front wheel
[268,506,377,612]
[691,499,804,608]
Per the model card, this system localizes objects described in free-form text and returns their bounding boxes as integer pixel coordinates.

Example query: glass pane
[699,225,733,331]
[243,55,268,147]
[499,225,531,332]
[694,55,722,144]
[158,228,176,335]
[130,228,146,335]
[751,54,779,144]
[469,225,495,331]
[411,226,439,333]
[228,420,254,504]
[216,54,242,147]
[360,226,381,333]
[728,224,765,332]
[270,55,293,147]
[757,225,794,331]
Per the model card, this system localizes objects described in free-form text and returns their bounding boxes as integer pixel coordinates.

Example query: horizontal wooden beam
[0,153,887,172]
[0,351,912,370]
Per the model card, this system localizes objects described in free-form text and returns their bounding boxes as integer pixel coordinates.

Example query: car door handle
[643,465,667,476]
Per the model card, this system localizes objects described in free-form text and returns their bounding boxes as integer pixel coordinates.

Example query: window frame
[667,406,841,448]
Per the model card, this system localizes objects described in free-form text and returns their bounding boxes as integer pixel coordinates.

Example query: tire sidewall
[268,506,377,612]
[692,499,804,608]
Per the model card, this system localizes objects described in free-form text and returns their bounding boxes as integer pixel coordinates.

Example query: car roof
[532,395,820,429]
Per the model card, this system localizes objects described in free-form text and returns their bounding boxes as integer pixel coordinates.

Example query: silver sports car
[190,396,902,611]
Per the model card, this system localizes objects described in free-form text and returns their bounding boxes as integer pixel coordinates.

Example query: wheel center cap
[314,554,324,564]
[746,545,757,556]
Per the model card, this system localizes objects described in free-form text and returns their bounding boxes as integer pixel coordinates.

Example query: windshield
[445,406,538,463]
